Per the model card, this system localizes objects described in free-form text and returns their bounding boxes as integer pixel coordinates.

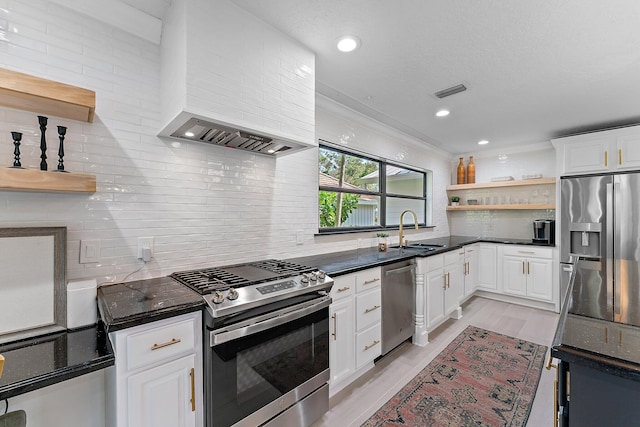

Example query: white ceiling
[123,0,640,155]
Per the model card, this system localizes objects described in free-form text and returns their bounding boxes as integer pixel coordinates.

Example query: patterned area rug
[362,326,547,427]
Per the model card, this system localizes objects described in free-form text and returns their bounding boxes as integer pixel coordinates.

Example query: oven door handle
[210,296,332,346]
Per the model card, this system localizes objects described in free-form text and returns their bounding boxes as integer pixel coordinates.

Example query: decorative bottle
[467,156,476,184]
[456,157,465,184]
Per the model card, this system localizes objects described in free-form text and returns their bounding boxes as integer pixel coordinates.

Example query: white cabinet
[553,125,640,175]
[463,244,479,298]
[501,246,553,302]
[425,251,464,330]
[478,244,498,291]
[328,267,381,393]
[106,311,203,427]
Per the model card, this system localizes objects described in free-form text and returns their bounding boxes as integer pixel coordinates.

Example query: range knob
[318,270,326,280]
[300,274,310,286]
[211,290,225,304]
[309,271,318,282]
[227,288,239,301]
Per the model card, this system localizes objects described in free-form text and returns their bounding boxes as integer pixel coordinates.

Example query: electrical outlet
[80,239,100,264]
[137,237,154,261]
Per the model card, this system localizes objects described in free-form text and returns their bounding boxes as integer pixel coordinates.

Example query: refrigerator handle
[606,182,617,318]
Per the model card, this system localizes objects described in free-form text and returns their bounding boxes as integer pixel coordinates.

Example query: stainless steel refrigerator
[560,172,640,326]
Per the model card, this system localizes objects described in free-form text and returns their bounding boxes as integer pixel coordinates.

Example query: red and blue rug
[362,325,547,426]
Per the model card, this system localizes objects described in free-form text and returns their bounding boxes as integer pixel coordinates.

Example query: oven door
[205,295,331,427]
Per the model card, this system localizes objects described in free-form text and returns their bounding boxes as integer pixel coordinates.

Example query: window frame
[318,141,431,234]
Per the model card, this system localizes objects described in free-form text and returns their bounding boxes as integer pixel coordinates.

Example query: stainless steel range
[171,259,333,427]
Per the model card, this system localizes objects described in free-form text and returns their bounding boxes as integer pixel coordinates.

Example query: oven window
[207,307,329,427]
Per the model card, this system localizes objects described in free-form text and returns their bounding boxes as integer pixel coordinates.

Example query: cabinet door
[464,246,479,297]
[502,255,527,296]
[426,269,445,328]
[563,138,610,174]
[445,262,464,309]
[478,244,497,291]
[329,298,355,386]
[526,258,553,301]
[128,355,196,427]
[616,134,640,171]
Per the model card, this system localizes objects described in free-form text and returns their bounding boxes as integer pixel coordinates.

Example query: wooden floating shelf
[0,68,96,122]
[0,168,96,193]
[447,204,555,211]
[446,177,556,191]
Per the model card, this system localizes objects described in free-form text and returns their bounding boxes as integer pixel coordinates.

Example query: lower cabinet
[106,311,203,427]
[502,246,553,301]
[463,244,479,298]
[478,244,497,291]
[328,267,381,393]
[425,251,463,330]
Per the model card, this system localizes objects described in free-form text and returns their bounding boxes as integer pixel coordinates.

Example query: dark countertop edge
[102,302,205,333]
[0,324,115,400]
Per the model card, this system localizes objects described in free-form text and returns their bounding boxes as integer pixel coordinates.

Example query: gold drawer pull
[337,286,350,292]
[605,150,608,167]
[0,354,4,379]
[518,250,535,254]
[332,313,337,341]
[619,148,622,166]
[365,305,381,314]
[189,367,196,412]
[364,340,380,351]
[151,338,181,351]
[363,278,380,285]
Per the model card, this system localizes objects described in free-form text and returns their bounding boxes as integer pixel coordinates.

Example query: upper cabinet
[552,125,640,176]
[0,68,95,122]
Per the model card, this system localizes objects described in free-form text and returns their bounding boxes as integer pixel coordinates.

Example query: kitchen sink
[403,242,446,250]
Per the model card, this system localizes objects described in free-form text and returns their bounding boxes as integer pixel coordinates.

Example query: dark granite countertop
[552,260,640,382]
[0,323,114,400]
[287,235,554,276]
[97,277,204,332]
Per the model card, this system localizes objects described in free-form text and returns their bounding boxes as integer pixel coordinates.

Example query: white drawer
[444,249,464,266]
[356,267,381,293]
[124,315,197,372]
[331,273,355,301]
[424,254,443,272]
[503,245,553,259]
[355,289,381,331]
[355,323,381,369]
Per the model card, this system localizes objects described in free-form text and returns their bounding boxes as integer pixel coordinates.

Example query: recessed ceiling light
[435,109,450,117]
[184,131,195,137]
[337,36,360,52]
[478,140,489,145]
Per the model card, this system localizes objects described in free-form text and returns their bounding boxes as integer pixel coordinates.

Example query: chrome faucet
[398,209,419,247]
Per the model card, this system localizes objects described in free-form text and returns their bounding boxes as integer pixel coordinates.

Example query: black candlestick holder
[38,115,48,171]
[55,126,67,172]
[11,132,23,168]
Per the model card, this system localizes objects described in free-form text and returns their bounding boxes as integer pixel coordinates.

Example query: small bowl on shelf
[467,199,478,205]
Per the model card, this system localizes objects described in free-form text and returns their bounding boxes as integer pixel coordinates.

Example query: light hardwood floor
[313,296,559,427]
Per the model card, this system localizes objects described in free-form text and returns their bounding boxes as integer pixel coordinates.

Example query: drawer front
[503,245,552,259]
[444,250,464,266]
[355,289,382,331]
[356,267,381,293]
[355,323,381,369]
[424,254,443,272]
[331,273,355,301]
[125,316,196,372]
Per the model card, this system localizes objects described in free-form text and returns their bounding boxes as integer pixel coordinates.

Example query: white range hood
[158,0,316,157]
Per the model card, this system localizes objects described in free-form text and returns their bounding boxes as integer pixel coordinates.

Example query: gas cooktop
[170,259,333,317]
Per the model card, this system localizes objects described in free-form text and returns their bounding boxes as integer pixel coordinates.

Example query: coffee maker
[533,219,555,245]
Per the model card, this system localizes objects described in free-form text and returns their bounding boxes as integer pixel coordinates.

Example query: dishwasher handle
[384,264,416,275]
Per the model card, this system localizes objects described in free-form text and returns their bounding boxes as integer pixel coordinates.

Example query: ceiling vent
[434,83,467,99]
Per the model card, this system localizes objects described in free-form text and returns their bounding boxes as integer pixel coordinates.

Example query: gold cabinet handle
[364,340,380,351]
[365,305,381,314]
[447,272,451,288]
[442,274,447,289]
[518,250,535,254]
[151,338,181,351]
[363,278,380,285]
[619,148,623,166]
[553,379,559,427]
[605,150,608,167]
[522,261,525,275]
[331,313,337,341]
[545,352,557,371]
[189,367,196,412]
[605,327,608,344]
[527,261,530,275]
[337,286,350,292]
[0,354,4,379]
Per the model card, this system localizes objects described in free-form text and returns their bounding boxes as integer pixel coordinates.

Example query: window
[318,142,432,232]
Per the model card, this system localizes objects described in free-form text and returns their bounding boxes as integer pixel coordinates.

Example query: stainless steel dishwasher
[381,259,416,356]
